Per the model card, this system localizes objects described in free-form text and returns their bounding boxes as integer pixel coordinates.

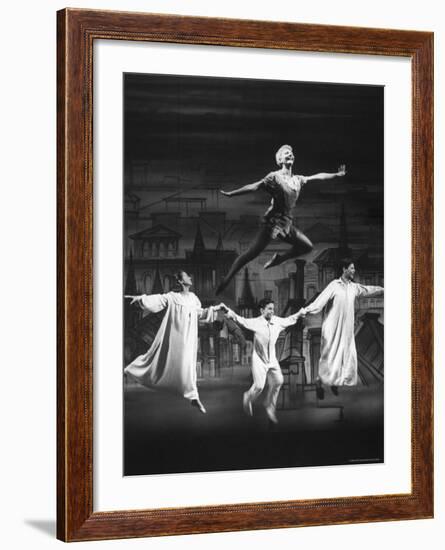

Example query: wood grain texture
[57,8,434,542]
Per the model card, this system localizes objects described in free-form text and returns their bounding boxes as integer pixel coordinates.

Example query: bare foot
[242,392,253,417]
[264,253,280,270]
[265,405,278,424]
[191,399,206,414]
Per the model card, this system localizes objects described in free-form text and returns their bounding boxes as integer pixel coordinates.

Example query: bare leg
[264,228,313,269]
[216,225,271,294]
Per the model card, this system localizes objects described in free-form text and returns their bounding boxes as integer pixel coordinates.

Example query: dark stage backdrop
[123,73,384,476]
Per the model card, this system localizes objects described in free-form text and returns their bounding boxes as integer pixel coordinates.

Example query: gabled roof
[129,224,182,240]
[312,247,349,266]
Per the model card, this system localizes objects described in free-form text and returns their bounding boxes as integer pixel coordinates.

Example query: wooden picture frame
[57,8,433,542]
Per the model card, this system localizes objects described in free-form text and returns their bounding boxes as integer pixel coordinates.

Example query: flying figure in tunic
[216,144,346,295]
[124,270,225,414]
[299,258,384,399]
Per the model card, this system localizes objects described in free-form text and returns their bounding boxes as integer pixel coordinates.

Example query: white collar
[259,315,275,325]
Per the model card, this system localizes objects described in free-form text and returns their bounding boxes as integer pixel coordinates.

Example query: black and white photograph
[2,0,440,547]
[123,72,384,476]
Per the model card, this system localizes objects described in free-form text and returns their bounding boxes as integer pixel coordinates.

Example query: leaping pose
[216,145,346,294]
[125,270,225,414]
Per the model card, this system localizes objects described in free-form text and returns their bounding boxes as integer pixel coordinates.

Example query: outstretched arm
[355,284,384,298]
[277,310,304,328]
[302,165,346,184]
[198,303,227,322]
[124,293,169,313]
[224,307,257,331]
[301,282,336,316]
[220,179,263,197]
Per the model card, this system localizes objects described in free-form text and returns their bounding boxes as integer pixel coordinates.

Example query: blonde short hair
[275,144,293,166]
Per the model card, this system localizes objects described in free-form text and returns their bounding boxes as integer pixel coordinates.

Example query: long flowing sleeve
[355,284,384,298]
[134,293,169,313]
[193,295,216,323]
[198,306,217,323]
[301,281,336,316]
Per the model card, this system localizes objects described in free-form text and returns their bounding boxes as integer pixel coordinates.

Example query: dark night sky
[124,72,383,236]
